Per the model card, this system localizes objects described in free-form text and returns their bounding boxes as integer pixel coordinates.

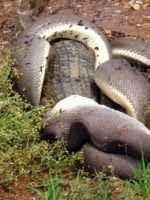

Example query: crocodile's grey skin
[42,40,99,102]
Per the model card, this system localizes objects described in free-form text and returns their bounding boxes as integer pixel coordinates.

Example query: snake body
[95,58,150,122]
[43,95,150,178]
[111,38,150,66]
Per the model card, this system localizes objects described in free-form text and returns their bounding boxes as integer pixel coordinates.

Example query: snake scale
[15,14,150,178]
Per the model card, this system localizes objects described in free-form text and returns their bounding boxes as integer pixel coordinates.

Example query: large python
[43,95,150,178]
[14,14,150,178]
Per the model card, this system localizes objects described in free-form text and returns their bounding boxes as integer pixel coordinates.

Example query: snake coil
[15,14,150,122]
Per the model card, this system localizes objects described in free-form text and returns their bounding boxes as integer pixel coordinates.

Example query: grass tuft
[132,156,150,199]
[0,47,14,96]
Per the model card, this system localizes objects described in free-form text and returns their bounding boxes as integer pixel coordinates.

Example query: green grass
[146,113,150,129]
[132,157,150,199]
[0,47,150,199]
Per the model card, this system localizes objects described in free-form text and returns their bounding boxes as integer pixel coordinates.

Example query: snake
[14,13,150,178]
[43,95,150,178]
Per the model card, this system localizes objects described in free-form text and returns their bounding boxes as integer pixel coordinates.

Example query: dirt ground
[0,0,150,49]
[0,0,149,199]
